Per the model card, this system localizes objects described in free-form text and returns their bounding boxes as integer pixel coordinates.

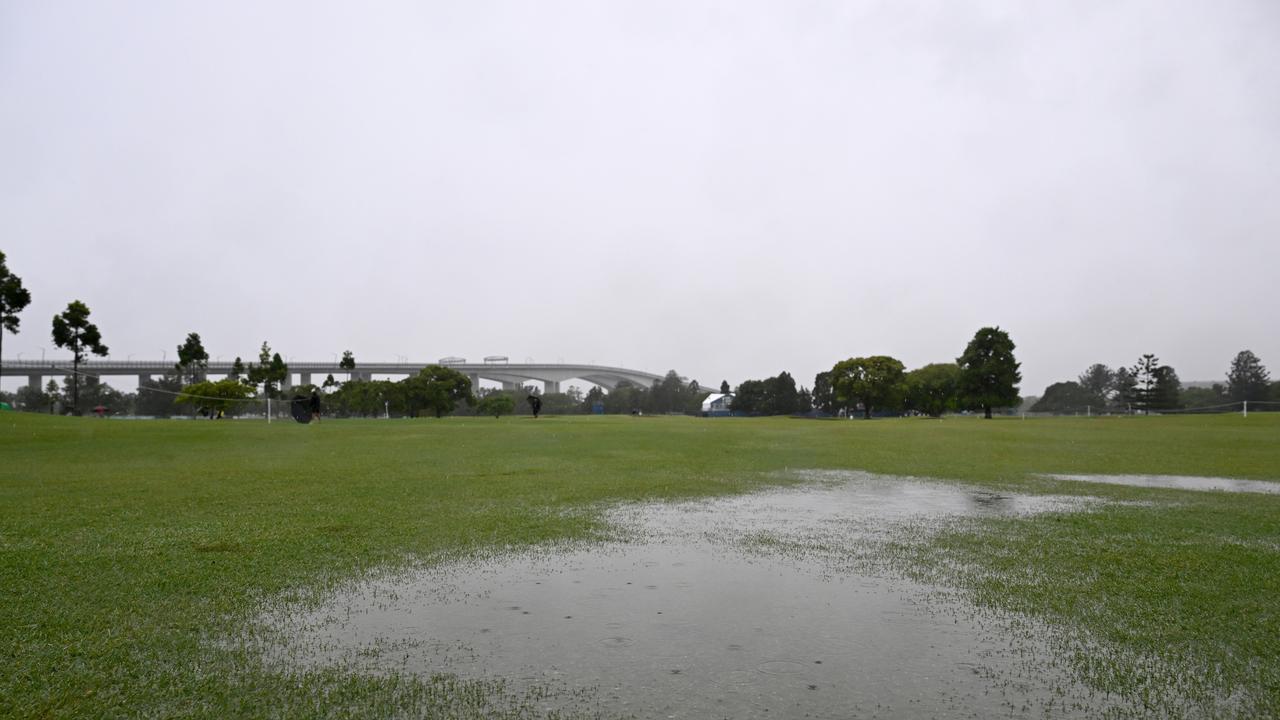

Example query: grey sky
[3,1,1278,396]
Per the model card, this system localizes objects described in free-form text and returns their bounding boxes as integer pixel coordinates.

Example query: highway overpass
[0,359,668,394]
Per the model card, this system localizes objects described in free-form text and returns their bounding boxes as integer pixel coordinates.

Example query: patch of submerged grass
[2,411,1278,716]
[899,493,1280,717]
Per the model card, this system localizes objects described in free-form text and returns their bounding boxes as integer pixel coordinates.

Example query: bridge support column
[29,375,42,391]
[281,375,293,393]
[137,375,150,386]
[544,380,561,394]
[468,373,480,390]
[300,373,311,386]
[502,381,520,391]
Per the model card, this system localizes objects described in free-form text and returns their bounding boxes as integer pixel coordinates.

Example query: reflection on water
[254,471,1113,718]
[1045,473,1280,495]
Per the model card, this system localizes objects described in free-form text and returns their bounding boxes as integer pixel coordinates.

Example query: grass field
[2,412,1278,717]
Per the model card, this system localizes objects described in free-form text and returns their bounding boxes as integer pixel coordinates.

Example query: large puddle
[1043,473,1280,495]
[253,472,1118,718]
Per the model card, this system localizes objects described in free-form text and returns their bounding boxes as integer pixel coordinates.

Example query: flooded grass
[3,412,1279,717]
[251,475,1117,718]
[1042,473,1280,495]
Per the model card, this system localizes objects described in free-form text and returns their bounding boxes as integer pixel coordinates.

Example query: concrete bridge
[0,359,667,394]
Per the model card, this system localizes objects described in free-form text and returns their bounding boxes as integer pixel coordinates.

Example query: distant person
[309,389,322,422]
[528,395,542,419]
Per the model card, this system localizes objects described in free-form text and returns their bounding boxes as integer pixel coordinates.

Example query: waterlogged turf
[256,474,1111,718]
[2,412,1279,717]
[1044,473,1280,495]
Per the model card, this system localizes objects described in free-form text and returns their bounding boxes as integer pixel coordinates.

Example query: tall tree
[811,371,836,415]
[175,332,209,385]
[956,327,1021,419]
[1226,350,1270,403]
[51,300,109,415]
[229,356,246,382]
[340,350,356,381]
[719,380,730,394]
[1077,364,1115,402]
[1111,367,1137,412]
[0,251,33,384]
[247,342,288,399]
[830,356,906,419]
[1151,365,1182,411]
[1128,354,1161,414]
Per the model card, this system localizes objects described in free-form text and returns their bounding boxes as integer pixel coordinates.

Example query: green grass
[1,412,1278,717]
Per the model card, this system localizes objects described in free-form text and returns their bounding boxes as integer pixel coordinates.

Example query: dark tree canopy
[1077,364,1115,403]
[1226,350,1270,402]
[830,355,906,419]
[401,365,474,418]
[1031,381,1106,414]
[51,300,109,415]
[340,350,356,379]
[729,371,799,416]
[904,363,960,417]
[247,342,289,399]
[175,332,209,385]
[0,250,33,385]
[956,327,1021,419]
[477,392,515,418]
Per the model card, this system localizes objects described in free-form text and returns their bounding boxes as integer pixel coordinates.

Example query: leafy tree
[229,356,246,383]
[956,327,1021,419]
[581,386,606,413]
[1128,354,1161,414]
[1030,381,1106,414]
[0,250,33,383]
[322,374,339,392]
[477,393,515,418]
[830,356,906,419]
[51,300,109,415]
[1111,367,1137,412]
[1151,365,1182,411]
[340,350,356,381]
[1226,350,1270,402]
[14,381,55,413]
[811,371,836,415]
[719,380,730,394]
[1077,364,1115,402]
[731,379,767,415]
[61,374,125,415]
[176,379,257,416]
[400,365,474,418]
[904,363,960,417]
[797,386,813,414]
[174,332,209,385]
[247,342,289,399]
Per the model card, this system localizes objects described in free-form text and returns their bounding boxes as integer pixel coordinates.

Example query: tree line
[729,327,1021,418]
[1030,350,1276,414]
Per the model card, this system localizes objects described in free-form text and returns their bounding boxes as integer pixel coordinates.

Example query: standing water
[251,472,1117,718]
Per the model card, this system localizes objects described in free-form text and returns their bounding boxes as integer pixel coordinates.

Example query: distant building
[701,393,734,417]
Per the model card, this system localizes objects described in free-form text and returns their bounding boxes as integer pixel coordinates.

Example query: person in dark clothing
[528,395,542,419]
[309,389,322,422]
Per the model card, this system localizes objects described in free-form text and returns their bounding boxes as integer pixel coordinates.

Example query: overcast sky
[3,1,1278,396]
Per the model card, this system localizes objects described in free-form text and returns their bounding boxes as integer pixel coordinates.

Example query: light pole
[39,347,45,362]
[16,352,23,361]
[127,354,136,362]
[161,349,167,362]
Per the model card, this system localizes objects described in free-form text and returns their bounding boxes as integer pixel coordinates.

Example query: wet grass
[1,411,1278,717]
